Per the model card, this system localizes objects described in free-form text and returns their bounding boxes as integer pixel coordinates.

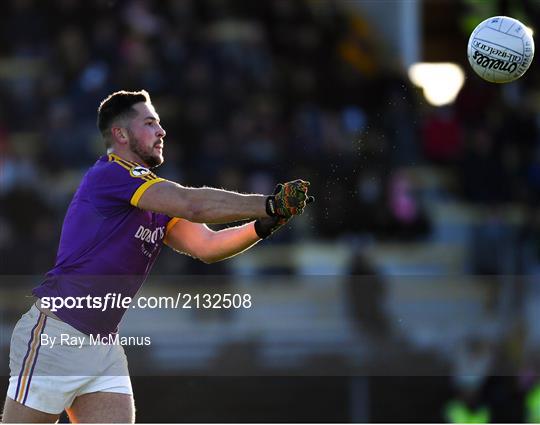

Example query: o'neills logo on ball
[472,50,518,73]
[472,40,523,62]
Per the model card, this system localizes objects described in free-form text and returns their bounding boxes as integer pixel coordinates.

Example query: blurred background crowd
[1,0,540,422]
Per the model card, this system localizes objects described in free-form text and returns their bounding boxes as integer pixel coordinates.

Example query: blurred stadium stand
[1,0,540,422]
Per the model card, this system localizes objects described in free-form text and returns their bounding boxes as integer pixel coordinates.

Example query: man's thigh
[66,392,135,424]
[1,397,59,424]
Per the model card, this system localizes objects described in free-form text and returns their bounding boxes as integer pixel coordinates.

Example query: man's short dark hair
[97,90,151,148]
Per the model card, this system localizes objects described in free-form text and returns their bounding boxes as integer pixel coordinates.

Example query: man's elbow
[193,230,221,264]
[199,255,222,264]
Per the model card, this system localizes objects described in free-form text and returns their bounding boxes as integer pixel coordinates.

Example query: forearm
[202,222,261,263]
[184,188,267,224]
[138,181,268,223]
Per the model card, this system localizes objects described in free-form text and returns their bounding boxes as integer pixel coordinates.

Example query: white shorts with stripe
[7,305,132,415]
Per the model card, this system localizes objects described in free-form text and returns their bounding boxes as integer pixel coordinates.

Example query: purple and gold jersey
[33,154,178,335]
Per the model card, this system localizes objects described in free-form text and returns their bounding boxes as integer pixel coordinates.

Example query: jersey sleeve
[89,156,166,216]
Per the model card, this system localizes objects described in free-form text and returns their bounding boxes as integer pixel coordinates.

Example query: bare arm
[137,180,268,224]
[164,218,261,263]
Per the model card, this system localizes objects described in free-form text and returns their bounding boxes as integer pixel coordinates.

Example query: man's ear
[111,127,128,144]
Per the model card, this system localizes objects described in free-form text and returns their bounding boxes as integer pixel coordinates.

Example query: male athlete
[2,90,313,423]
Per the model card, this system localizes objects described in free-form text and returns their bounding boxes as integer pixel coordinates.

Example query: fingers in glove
[273,183,283,195]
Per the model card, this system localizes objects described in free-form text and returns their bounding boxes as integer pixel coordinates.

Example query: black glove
[254,216,290,239]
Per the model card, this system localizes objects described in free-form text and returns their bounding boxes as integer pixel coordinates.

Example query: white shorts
[7,305,132,415]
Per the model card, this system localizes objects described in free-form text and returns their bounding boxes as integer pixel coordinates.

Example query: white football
[467,16,535,83]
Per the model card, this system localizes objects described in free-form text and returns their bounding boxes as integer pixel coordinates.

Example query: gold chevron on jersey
[108,154,160,181]
[108,154,131,172]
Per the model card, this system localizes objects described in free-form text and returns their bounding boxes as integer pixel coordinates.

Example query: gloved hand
[265,179,314,218]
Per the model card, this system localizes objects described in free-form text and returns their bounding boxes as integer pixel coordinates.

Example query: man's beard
[128,131,163,168]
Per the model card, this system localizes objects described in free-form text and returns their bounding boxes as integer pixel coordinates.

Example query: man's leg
[1,397,59,423]
[66,392,135,424]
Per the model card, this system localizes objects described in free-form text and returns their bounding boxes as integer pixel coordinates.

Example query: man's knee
[1,396,59,424]
[67,392,134,424]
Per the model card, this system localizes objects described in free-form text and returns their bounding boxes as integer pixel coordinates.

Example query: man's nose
[157,125,166,138]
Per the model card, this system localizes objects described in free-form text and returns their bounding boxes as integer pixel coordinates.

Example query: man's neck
[107,150,145,167]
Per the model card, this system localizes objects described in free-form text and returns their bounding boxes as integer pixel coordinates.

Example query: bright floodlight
[408,63,465,106]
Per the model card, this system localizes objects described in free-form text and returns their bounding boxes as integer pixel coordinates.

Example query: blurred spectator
[421,107,464,164]
[469,209,517,275]
[379,170,431,242]
[444,338,493,423]
[345,253,389,337]
[460,127,509,204]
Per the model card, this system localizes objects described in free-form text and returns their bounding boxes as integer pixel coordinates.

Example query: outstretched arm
[136,179,312,224]
[164,218,264,263]
[137,181,268,224]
